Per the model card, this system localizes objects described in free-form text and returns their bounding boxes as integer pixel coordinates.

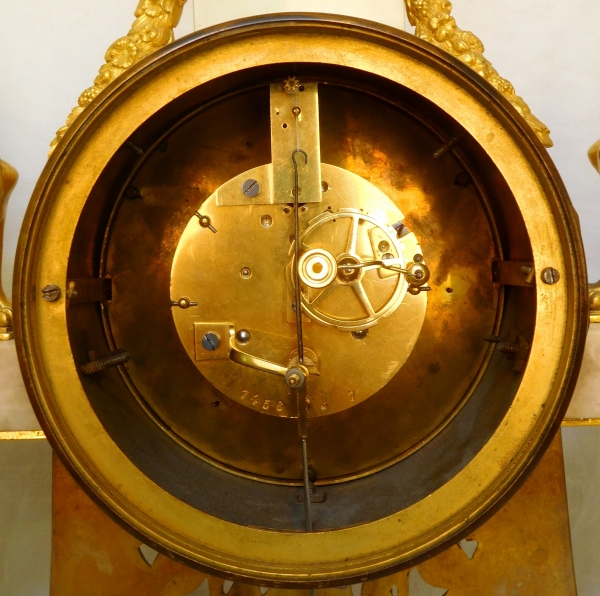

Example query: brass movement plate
[110,85,495,483]
[171,160,427,419]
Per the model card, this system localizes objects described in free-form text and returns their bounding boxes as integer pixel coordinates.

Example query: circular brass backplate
[171,163,426,418]
[15,15,587,588]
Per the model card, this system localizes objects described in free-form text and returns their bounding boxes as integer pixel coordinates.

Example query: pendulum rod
[292,123,311,531]
[291,148,307,366]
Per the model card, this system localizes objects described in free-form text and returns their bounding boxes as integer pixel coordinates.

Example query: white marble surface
[566,324,600,419]
[0,341,39,432]
[562,426,600,596]
[192,0,406,32]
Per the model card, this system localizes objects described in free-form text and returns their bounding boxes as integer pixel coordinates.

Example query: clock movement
[14,14,587,588]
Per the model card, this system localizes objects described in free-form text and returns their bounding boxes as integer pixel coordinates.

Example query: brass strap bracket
[492,260,535,288]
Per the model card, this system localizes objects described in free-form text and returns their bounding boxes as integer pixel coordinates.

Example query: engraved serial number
[240,390,284,412]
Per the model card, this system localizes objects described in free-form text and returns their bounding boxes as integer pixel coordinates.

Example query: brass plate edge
[0,430,47,440]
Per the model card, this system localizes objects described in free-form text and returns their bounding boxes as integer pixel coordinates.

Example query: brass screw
[171,297,198,309]
[195,212,217,233]
[292,106,301,117]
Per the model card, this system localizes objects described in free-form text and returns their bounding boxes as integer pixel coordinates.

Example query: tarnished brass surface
[49,0,188,155]
[16,16,587,586]
[404,0,552,147]
[50,433,576,595]
[109,85,492,481]
[271,82,321,204]
[0,159,17,341]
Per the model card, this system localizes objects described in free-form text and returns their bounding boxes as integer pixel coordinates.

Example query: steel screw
[236,329,251,344]
[352,329,369,340]
[285,367,306,388]
[41,284,61,302]
[240,267,252,279]
[201,332,220,351]
[242,179,260,198]
[541,267,560,285]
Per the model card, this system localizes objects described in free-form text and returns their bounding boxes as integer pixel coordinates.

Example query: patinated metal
[49,434,576,594]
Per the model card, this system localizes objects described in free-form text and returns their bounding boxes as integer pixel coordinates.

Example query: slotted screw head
[541,267,560,285]
[41,284,61,302]
[242,179,260,198]
[201,332,220,351]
